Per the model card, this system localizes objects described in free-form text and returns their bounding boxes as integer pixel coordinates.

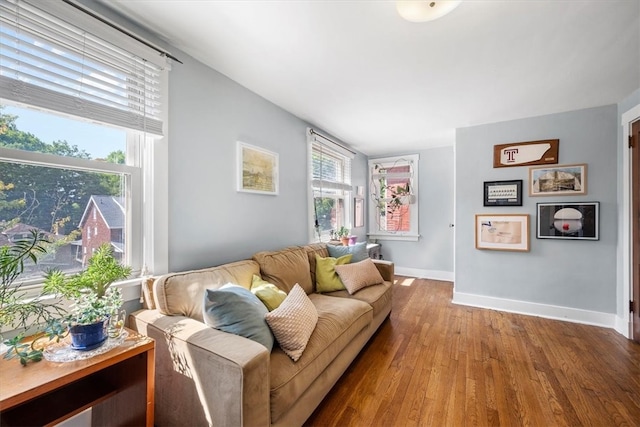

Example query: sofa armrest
[372,259,394,283]
[129,309,270,427]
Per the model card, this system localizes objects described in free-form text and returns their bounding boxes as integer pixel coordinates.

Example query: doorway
[632,119,639,342]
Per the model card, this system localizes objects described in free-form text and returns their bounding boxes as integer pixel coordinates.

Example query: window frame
[368,154,420,241]
[308,130,353,243]
[0,0,170,294]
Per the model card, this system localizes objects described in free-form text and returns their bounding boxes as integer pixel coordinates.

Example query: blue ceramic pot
[69,318,108,351]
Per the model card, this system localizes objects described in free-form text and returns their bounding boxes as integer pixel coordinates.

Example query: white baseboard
[614,315,632,339]
[395,266,454,282]
[452,291,617,329]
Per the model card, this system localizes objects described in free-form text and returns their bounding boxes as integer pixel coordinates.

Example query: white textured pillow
[264,283,318,362]
[334,258,384,294]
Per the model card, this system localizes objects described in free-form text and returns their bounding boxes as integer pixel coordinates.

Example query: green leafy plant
[0,230,66,365]
[43,244,131,326]
[337,226,350,238]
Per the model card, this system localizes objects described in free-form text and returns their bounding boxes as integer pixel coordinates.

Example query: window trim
[368,154,420,242]
[307,129,353,243]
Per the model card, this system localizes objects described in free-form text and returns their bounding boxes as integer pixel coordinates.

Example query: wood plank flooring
[304,277,640,427]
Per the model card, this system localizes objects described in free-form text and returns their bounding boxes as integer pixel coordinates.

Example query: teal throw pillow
[327,241,368,262]
[203,284,274,351]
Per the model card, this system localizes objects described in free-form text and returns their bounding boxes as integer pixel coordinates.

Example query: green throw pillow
[315,254,352,293]
[251,275,287,311]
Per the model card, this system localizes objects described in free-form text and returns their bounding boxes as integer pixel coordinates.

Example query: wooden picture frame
[493,139,559,168]
[529,163,587,196]
[483,180,523,206]
[237,141,279,195]
[475,214,530,252]
[536,202,599,240]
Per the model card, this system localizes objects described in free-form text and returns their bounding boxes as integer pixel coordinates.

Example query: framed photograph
[237,141,279,195]
[354,198,364,228]
[536,202,599,240]
[529,163,587,196]
[475,214,530,252]
[483,180,523,206]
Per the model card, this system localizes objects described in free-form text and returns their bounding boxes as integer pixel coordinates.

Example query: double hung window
[0,0,169,282]
[308,130,354,242]
[368,154,419,241]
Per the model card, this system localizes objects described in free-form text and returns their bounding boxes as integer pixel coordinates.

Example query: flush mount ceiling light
[396,0,462,23]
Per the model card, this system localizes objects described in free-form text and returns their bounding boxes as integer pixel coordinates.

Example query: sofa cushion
[203,284,274,351]
[315,254,352,293]
[324,281,392,320]
[335,258,385,294]
[327,241,368,262]
[250,275,287,311]
[265,284,318,362]
[269,293,373,423]
[154,259,260,322]
[253,247,313,294]
[303,243,329,287]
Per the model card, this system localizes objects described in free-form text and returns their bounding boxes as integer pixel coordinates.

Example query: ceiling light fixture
[396,0,462,23]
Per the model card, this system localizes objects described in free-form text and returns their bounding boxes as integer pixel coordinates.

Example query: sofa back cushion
[253,247,313,294]
[302,243,329,286]
[153,259,260,322]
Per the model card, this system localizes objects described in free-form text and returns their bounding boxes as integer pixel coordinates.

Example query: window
[308,130,354,242]
[0,0,169,282]
[368,154,419,241]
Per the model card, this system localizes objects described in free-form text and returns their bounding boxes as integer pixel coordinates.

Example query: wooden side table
[0,328,155,427]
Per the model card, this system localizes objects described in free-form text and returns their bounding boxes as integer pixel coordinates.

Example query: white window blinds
[0,0,166,135]
[311,141,353,192]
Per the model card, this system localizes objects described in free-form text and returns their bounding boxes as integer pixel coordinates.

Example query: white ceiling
[100,0,639,156]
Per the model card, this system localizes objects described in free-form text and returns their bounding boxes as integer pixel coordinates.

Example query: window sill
[367,233,420,242]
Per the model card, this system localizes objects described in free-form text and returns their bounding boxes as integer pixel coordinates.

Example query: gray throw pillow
[203,284,274,351]
[327,241,368,262]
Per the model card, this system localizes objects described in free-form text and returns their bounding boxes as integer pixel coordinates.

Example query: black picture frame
[483,180,523,206]
[536,202,600,240]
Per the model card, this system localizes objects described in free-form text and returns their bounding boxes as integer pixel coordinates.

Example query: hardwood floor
[304,277,640,427]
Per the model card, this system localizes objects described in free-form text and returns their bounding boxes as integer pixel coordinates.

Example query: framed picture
[493,139,559,168]
[483,180,523,206]
[237,141,279,195]
[536,202,599,240]
[475,214,530,252]
[529,163,587,196]
[354,198,364,228]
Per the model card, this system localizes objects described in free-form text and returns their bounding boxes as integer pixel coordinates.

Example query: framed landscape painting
[529,163,587,196]
[536,202,599,240]
[237,141,279,195]
[475,214,530,252]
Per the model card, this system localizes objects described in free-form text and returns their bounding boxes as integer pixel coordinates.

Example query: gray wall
[168,52,368,271]
[375,146,455,277]
[455,105,618,313]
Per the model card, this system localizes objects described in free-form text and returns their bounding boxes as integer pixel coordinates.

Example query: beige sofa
[130,243,393,427]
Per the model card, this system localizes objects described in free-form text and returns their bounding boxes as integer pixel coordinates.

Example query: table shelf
[0,328,154,427]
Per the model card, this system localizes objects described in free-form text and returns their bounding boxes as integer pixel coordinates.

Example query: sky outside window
[2,104,125,159]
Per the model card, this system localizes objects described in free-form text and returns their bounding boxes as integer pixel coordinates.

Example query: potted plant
[43,244,131,351]
[1,230,66,365]
[337,226,350,246]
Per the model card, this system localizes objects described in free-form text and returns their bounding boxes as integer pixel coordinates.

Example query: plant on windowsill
[1,230,66,366]
[337,226,351,246]
[43,244,131,351]
[370,162,416,218]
